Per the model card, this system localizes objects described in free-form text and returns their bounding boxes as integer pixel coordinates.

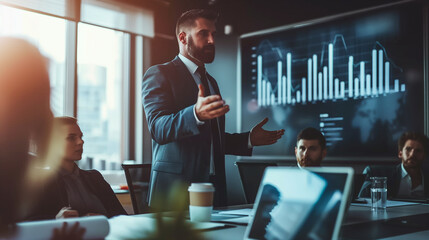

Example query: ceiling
[124,0,406,36]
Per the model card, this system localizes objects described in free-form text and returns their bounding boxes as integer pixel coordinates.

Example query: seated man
[359,132,429,199]
[295,127,327,167]
[28,117,126,220]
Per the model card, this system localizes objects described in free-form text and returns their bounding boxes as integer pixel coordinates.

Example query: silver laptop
[244,167,354,240]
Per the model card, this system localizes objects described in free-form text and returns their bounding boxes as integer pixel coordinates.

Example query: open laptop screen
[245,167,353,240]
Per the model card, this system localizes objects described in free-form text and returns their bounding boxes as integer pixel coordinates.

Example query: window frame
[0,3,149,170]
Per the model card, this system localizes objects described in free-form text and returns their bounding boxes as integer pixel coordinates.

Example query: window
[77,23,129,170]
[0,1,152,171]
[0,5,68,116]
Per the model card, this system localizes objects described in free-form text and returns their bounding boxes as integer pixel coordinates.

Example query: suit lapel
[207,73,225,142]
[424,171,429,197]
[206,74,220,95]
[79,170,98,196]
[172,56,199,93]
[56,173,69,206]
[391,164,402,197]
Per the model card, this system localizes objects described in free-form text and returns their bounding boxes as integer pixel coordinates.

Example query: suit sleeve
[225,132,252,156]
[142,65,201,145]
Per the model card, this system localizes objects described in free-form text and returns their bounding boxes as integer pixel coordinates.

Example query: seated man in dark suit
[295,127,327,167]
[359,132,429,199]
[27,117,126,220]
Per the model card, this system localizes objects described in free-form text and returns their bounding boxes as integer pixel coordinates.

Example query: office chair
[121,163,152,214]
[235,161,277,204]
[352,172,366,199]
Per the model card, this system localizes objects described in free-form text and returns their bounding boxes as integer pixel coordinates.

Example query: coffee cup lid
[188,183,215,192]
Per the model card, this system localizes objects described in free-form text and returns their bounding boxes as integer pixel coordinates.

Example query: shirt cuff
[248,134,253,148]
[193,105,205,125]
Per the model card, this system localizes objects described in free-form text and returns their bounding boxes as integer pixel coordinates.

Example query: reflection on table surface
[107,203,429,240]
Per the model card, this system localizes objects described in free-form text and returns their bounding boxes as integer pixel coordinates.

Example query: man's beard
[300,156,322,167]
[188,36,215,63]
[403,157,422,168]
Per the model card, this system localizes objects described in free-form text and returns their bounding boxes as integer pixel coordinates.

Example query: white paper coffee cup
[188,183,215,222]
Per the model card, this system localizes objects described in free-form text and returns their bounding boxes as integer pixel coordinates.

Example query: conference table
[108,202,429,239]
[203,203,429,240]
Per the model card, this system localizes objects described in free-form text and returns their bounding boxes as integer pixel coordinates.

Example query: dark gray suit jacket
[358,164,429,199]
[26,168,126,220]
[142,56,252,206]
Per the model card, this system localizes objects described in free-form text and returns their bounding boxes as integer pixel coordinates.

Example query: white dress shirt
[178,54,205,125]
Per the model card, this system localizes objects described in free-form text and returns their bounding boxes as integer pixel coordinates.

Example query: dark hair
[398,132,429,154]
[296,127,326,150]
[175,9,218,36]
[54,116,78,126]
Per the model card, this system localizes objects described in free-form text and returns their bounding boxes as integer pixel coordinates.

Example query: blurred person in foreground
[295,127,327,167]
[26,117,127,220]
[0,37,84,239]
[0,37,53,230]
[359,132,429,199]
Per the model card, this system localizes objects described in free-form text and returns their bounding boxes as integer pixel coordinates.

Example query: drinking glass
[370,177,387,211]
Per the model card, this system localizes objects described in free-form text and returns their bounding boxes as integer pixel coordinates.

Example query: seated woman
[0,37,53,233]
[28,117,126,220]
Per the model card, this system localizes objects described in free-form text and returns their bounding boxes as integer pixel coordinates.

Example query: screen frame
[237,0,429,162]
[244,166,354,240]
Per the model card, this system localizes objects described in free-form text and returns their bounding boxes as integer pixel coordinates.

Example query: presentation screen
[240,1,426,158]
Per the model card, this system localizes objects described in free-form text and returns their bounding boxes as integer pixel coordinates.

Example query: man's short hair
[398,131,429,154]
[296,127,326,150]
[53,116,78,126]
[175,9,218,36]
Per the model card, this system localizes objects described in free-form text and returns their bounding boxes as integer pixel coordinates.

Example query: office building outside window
[0,5,67,116]
[0,2,150,172]
[77,23,128,170]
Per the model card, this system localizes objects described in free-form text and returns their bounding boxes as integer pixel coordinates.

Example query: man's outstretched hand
[250,118,285,146]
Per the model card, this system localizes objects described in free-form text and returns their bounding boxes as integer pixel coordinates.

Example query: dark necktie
[196,66,226,206]
[197,66,211,96]
[196,66,222,174]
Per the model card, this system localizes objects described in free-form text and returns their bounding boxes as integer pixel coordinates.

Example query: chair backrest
[121,163,152,214]
[352,172,366,199]
[235,161,278,204]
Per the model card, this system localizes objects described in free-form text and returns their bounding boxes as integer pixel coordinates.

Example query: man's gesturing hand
[250,118,285,146]
[195,84,229,121]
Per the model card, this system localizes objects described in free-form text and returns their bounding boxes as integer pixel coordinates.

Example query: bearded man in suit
[142,9,284,207]
[359,132,429,199]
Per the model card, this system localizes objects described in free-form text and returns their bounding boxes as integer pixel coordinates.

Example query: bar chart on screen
[253,36,405,108]
[240,2,424,157]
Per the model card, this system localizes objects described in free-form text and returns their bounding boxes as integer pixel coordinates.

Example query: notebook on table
[12,216,109,240]
[244,167,354,240]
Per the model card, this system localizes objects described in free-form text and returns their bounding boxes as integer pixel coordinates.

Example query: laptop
[244,167,354,240]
